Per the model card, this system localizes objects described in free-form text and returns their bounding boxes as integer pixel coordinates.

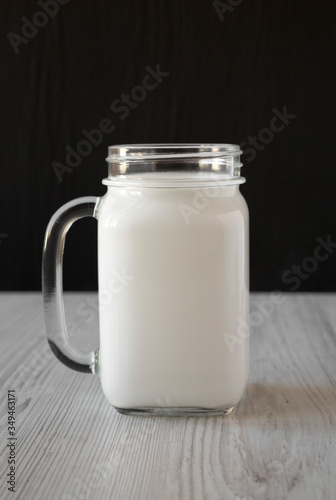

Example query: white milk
[98,182,249,411]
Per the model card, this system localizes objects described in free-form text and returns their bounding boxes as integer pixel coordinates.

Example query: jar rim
[105,144,244,182]
[107,143,242,161]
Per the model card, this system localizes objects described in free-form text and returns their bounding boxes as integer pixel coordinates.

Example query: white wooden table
[1,293,335,500]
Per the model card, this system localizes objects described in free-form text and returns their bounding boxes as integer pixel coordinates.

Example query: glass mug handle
[42,196,100,375]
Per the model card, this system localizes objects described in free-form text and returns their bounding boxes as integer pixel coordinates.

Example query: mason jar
[42,144,249,416]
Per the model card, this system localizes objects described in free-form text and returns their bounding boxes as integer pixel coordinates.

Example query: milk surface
[98,183,249,410]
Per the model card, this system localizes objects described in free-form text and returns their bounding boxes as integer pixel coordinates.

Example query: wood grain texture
[1,293,336,500]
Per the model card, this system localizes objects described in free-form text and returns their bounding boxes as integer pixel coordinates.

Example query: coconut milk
[98,182,249,411]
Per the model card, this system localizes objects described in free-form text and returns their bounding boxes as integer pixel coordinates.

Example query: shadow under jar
[42,144,249,417]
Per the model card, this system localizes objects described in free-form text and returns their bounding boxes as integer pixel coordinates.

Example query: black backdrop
[1,0,336,291]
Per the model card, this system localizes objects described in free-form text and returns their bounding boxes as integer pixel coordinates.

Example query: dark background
[1,0,336,291]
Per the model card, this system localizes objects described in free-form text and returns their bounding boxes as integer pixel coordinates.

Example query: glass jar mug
[42,144,249,416]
